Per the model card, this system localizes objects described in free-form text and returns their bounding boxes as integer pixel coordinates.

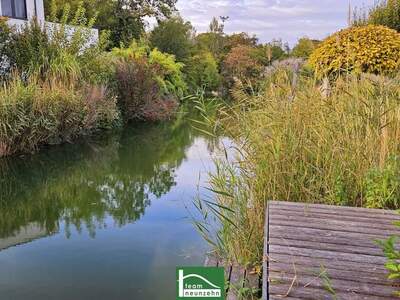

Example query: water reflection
[0,109,214,244]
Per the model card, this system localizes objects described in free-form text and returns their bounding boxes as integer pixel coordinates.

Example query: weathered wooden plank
[263,200,270,300]
[270,225,393,247]
[270,209,400,226]
[270,272,397,298]
[269,284,395,300]
[269,237,383,256]
[244,268,259,291]
[270,214,400,232]
[269,245,386,265]
[269,219,399,236]
[269,201,398,215]
[269,231,388,250]
[269,262,391,286]
[268,253,388,273]
[268,201,399,220]
[269,297,304,300]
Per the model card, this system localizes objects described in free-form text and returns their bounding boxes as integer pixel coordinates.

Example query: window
[1,0,27,19]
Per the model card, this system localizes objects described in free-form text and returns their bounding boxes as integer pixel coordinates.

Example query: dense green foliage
[0,7,121,156]
[149,17,194,61]
[0,9,187,156]
[0,6,110,84]
[184,51,220,93]
[44,0,177,47]
[291,37,320,58]
[354,0,400,32]
[309,25,400,77]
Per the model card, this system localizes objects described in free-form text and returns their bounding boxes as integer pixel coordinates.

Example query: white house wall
[1,0,98,45]
[0,0,45,22]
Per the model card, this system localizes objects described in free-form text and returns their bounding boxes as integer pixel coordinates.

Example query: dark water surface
[0,110,221,300]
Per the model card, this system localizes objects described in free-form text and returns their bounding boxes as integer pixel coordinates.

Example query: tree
[224,32,258,53]
[223,45,263,83]
[291,37,320,58]
[149,17,194,61]
[44,0,177,47]
[184,51,220,92]
[263,40,287,64]
[193,17,227,60]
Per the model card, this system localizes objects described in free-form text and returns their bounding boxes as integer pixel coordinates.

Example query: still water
[0,110,222,300]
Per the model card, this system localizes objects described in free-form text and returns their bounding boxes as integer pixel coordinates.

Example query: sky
[176,0,376,46]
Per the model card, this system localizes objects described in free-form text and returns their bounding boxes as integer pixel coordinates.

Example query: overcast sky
[176,0,376,45]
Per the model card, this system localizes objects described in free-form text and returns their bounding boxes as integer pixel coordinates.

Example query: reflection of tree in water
[0,109,216,239]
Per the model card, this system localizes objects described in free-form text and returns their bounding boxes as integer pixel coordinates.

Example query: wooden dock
[263,201,400,300]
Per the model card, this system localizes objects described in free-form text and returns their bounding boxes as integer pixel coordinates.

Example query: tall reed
[195,70,400,266]
[0,75,118,156]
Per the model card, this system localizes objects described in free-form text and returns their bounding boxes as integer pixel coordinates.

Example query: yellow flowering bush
[309,25,400,77]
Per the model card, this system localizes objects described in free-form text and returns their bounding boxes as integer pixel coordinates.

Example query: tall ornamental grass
[195,70,400,266]
[0,76,118,156]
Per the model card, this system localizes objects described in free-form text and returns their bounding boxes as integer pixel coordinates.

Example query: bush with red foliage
[114,57,178,122]
[223,45,263,85]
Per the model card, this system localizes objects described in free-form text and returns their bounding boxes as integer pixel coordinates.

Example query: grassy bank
[0,15,186,157]
[0,76,118,156]
[195,70,400,266]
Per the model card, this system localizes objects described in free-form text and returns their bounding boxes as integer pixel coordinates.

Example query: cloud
[176,0,375,45]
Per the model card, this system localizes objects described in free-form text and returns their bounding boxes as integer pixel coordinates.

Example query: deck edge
[262,201,270,300]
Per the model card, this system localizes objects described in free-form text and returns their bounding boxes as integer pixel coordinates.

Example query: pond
[0,109,223,300]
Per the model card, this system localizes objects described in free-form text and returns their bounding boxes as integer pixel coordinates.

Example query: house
[1,0,45,26]
[0,0,98,43]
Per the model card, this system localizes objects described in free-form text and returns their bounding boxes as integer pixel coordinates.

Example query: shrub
[148,48,187,98]
[0,3,111,84]
[0,75,118,156]
[184,51,221,93]
[112,42,186,121]
[365,156,400,209]
[223,45,263,85]
[309,25,400,77]
[114,57,160,121]
[291,37,320,58]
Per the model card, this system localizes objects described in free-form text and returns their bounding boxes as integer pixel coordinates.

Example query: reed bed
[0,76,118,156]
[195,70,400,266]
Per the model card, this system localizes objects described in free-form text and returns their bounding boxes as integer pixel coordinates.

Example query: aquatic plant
[0,75,118,156]
[194,69,400,265]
